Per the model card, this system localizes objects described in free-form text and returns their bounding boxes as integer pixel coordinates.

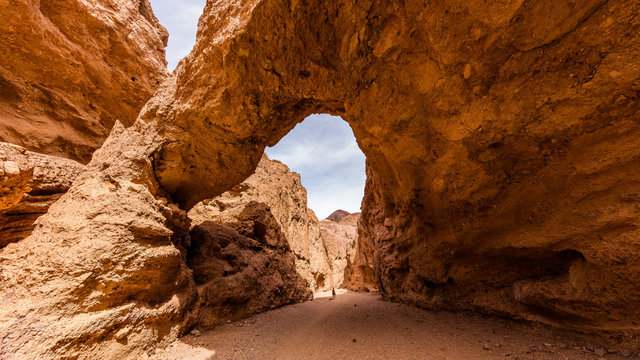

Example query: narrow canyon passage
[153,292,633,360]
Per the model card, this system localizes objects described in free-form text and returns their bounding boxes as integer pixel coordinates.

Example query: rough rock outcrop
[2,0,640,358]
[319,211,361,289]
[0,143,84,247]
[189,155,332,291]
[0,122,196,360]
[186,202,312,329]
[147,0,638,335]
[0,0,168,162]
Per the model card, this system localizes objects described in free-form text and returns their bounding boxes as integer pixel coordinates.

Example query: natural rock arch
[2,0,640,358]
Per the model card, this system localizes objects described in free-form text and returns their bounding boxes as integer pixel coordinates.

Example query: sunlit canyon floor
[151,291,636,360]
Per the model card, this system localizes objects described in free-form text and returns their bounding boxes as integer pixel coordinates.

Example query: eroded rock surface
[150,0,640,334]
[0,143,85,247]
[186,202,312,329]
[189,155,332,291]
[0,122,196,360]
[2,0,640,358]
[319,211,360,289]
[0,0,168,162]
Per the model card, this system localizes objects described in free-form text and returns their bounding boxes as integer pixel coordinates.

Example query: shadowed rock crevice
[185,202,312,329]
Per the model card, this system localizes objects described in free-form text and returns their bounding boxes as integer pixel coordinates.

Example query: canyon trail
[153,292,636,360]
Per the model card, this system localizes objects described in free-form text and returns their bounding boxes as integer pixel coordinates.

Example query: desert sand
[153,291,636,360]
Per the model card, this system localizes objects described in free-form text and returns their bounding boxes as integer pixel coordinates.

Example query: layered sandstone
[186,202,311,329]
[2,0,640,358]
[0,143,84,247]
[189,155,332,291]
[0,0,168,162]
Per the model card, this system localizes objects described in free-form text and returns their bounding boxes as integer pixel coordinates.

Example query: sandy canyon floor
[151,291,636,359]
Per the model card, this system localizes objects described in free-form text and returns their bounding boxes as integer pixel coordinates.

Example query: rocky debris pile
[0,0,168,162]
[189,155,333,291]
[0,142,84,247]
[186,202,312,329]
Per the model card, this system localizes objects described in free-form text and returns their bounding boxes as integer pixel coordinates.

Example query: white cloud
[266,114,366,219]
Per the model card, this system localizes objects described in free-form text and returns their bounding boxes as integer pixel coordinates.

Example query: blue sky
[265,115,365,219]
[148,1,366,219]
[149,0,206,70]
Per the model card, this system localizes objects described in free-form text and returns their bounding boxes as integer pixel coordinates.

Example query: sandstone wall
[189,154,331,291]
[147,0,640,334]
[0,142,85,248]
[319,211,361,289]
[0,0,168,162]
[0,122,197,360]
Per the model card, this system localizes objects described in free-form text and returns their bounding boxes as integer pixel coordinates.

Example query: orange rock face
[2,0,640,358]
[0,142,84,248]
[145,0,640,334]
[189,155,333,291]
[319,211,361,289]
[0,0,168,162]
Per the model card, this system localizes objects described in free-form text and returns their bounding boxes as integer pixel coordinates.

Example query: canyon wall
[319,210,361,289]
[145,0,640,334]
[186,201,312,329]
[0,0,168,162]
[189,154,332,291]
[0,142,84,248]
[1,0,640,358]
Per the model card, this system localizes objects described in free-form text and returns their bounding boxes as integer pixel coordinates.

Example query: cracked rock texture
[0,143,85,248]
[2,0,640,358]
[0,121,196,360]
[189,155,332,291]
[0,0,168,162]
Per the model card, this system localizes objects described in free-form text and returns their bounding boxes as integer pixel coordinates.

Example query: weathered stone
[319,211,360,289]
[185,202,312,329]
[2,0,640,358]
[0,142,85,247]
[189,155,332,291]
[0,121,196,360]
[0,0,168,162]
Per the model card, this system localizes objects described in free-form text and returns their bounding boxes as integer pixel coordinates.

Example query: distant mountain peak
[325,209,350,222]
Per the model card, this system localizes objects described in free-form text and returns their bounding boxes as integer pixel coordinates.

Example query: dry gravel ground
[151,291,638,360]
